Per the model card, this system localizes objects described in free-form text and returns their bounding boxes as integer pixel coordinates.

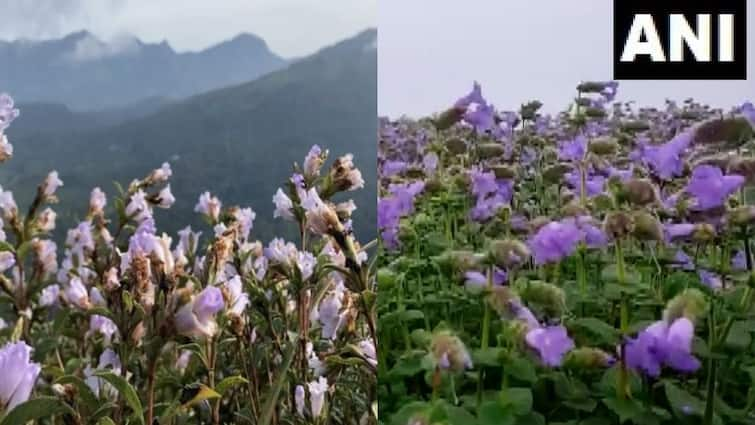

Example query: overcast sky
[0,0,376,57]
[379,0,754,117]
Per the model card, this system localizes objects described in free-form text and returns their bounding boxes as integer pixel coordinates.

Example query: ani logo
[613,0,747,80]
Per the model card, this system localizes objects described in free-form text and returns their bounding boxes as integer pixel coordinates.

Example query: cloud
[0,0,125,41]
[67,33,140,61]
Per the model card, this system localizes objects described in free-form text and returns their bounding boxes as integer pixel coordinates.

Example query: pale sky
[0,0,376,57]
[379,0,755,117]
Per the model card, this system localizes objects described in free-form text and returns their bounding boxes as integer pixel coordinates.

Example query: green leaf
[601,396,642,423]
[472,347,504,367]
[94,371,144,425]
[259,335,298,425]
[664,381,704,418]
[478,401,515,425]
[389,401,429,425]
[215,375,249,395]
[503,354,537,384]
[445,405,476,425]
[500,387,532,415]
[97,418,117,425]
[568,317,619,345]
[399,309,425,322]
[0,397,76,425]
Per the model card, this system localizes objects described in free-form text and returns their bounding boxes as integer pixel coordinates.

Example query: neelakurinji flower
[308,376,328,418]
[558,135,587,161]
[525,325,575,367]
[174,285,225,338]
[634,131,692,180]
[273,188,294,220]
[686,165,745,211]
[528,220,582,265]
[624,317,700,377]
[194,191,222,221]
[0,341,41,412]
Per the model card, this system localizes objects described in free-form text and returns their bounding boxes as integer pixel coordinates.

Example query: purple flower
[624,318,700,377]
[664,223,695,242]
[381,160,408,178]
[673,250,695,271]
[686,165,744,210]
[0,341,41,411]
[558,136,587,161]
[464,103,496,134]
[525,325,575,367]
[454,81,485,109]
[740,102,755,126]
[732,250,747,271]
[0,94,20,133]
[464,268,507,290]
[529,220,582,265]
[565,170,606,198]
[635,131,692,180]
[469,170,513,222]
[698,270,722,291]
[175,286,225,339]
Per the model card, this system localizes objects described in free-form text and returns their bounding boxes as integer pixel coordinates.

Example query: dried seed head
[430,331,473,372]
[434,107,465,131]
[563,347,615,369]
[518,281,566,318]
[622,179,658,206]
[589,137,618,156]
[692,223,717,242]
[603,211,634,239]
[445,137,467,155]
[489,239,530,269]
[490,164,518,179]
[728,206,755,226]
[477,143,506,159]
[631,211,664,242]
[663,289,707,323]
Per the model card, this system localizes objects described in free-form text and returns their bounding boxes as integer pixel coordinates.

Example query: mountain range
[2,29,377,243]
[0,30,288,110]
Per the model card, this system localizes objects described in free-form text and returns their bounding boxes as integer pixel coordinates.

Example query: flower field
[377,82,755,425]
[0,93,376,424]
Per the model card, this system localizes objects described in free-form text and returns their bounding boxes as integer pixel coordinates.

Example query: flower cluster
[0,94,375,425]
[378,81,755,424]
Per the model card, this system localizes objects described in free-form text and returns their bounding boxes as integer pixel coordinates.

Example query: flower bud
[621,121,650,132]
[588,137,618,155]
[728,157,755,184]
[622,179,658,206]
[434,107,464,131]
[430,331,473,372]
[631,211,664,242]
[489,239,530,269]
[603,211,634,239]
[518,281,566,318]
[445,137,467,155]
[477,143,505,159]
[728,206,755,226]
[490,164,518,179]
[563,347,615,369]
[692,117,754,148]
[434,250,484,274]
[692,223,716,242]
[663,289,707,323]
[543,164,571,185]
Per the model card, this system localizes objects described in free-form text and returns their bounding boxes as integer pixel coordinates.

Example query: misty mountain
[0,31,287,110]
[3,29,378,243]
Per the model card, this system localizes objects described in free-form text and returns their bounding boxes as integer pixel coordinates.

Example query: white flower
[213,223,228,238]
[0,133,13,162]
[224,275,249,316]
[194,191,221,221]
[125,190,152,222]
[89,188,107,214]
[234,207,256,240]
[42,171,63,197]
[0,251,15,273]
[0,318,6,330]
[318,291,345,340]
[64,277,90,309]
[88,315,118,345]
[176,350,192,373]
[307,376,328,418]
[297,251,315,280]
[359,339,377,367]
[0,341,41,411]
[0,187,17,220]
[156,185,175,208]
[84,349,121,399]
[295,385,306,416]
[35,207,56,232]
[272,188,294,220]
[149,162,172,182]
[303,145,325,178]
[33,239,57,276]
[39,284,61,307]
[301,189,339,235]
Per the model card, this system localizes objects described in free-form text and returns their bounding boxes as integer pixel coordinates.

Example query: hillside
[3,29,378,242]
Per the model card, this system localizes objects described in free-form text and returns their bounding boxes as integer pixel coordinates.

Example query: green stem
[477,265,494,408]
[576,244,587,315]
[703,302,717,425]
[615,239,630,400]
